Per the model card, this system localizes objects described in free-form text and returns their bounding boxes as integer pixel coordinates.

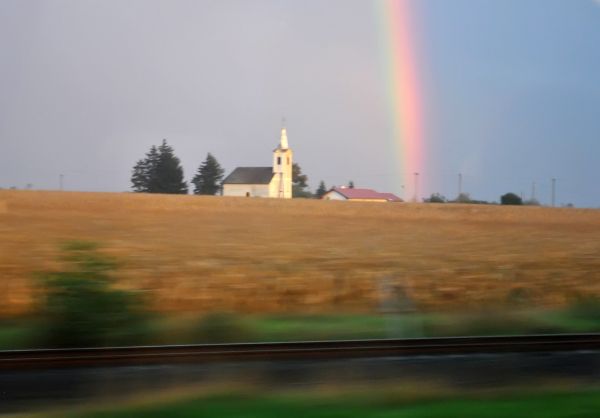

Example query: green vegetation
[568,295,600,322]
[501,192,523,205]
[191,153,225,195]
[36,241,148,348]
[131,139,188,194]
[48,390,600,418]
[292,163,311,198]
[425,193,447,203]
[5,307,600,349]
[315,180,327,199]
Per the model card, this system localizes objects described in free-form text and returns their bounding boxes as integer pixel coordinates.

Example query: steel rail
[2,334,600,370]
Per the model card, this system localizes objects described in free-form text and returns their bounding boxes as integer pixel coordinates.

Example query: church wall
[268,178,279,198]
[223,184,271,198]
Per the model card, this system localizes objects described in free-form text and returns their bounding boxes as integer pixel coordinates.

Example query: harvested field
[0,190,599,316]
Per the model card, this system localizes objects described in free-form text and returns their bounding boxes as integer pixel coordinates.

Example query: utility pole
[551,178,556,207]
[531,181,536,202]
[458,173,463,197]
[59,174,64,191]
[413,172,419,203]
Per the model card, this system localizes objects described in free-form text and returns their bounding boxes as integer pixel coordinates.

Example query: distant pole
[531,181,536,202]
[551,178,556,207]
[59,174,64,191]
[413,172,419,202]
[458,173,463,197]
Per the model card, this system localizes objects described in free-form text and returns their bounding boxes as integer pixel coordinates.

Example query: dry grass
[1,190,599,316]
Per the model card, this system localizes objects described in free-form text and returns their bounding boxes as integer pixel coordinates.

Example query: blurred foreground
[38,389,600,418]
[1,219,600,349]
[15,388,600,418]
[4,348,600,415]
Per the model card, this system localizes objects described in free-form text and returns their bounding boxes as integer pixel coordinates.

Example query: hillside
[1,190,599,316]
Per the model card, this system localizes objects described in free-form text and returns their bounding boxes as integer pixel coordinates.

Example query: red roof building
[322,187,402,202]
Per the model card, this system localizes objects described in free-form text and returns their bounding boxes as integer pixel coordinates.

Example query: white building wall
[268,178,280,198]
[223,184,271,197]
[322,190,347,200]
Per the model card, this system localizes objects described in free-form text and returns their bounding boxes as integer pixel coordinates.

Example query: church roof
[223,167,274,185]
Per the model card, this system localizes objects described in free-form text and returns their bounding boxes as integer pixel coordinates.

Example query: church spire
[279,118,289,149]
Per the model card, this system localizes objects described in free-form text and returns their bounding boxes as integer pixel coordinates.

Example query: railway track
[2,334,600,370]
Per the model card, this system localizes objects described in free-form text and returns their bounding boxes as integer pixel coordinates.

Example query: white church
[222,126,293,198]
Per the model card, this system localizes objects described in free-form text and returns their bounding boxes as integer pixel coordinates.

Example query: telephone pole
[59,174,64,191]
[551,178,556,207]
[458,173,463,197]
[413,172,419,203]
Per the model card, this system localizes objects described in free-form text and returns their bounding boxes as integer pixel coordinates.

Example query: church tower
[272,124,293,198]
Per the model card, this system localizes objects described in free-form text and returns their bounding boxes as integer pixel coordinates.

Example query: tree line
[423,191,542,206]
[131,139,321,197]
[131,139,224,195]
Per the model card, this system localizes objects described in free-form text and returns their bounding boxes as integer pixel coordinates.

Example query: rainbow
[376,0,425,201]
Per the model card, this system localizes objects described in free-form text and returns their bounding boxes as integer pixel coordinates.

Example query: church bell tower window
[277,157,281,165]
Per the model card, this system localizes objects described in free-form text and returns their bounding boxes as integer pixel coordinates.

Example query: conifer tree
[191,153,225,195]
[131,140,188,194]
[131,145,159,193]
[316,181,328,199]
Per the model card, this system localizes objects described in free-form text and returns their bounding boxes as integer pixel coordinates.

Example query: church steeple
[279,118,289,149]
[272,119,293,198]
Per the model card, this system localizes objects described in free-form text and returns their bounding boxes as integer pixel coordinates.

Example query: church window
[277,157,281,165]
[287,157,290,165]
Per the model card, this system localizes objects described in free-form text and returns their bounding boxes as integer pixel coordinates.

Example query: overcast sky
[1,0,599,207]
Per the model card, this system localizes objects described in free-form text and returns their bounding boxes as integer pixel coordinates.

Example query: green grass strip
[53,390,600,418]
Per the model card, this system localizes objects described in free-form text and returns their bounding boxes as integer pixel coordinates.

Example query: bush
[454,193,471,203]
[501,193,523,205]
[37,241,147,347]
[424,193,446,203]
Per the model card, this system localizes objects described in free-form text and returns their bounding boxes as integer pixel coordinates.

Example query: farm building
[222,126,293,198]
[323,186,402,202]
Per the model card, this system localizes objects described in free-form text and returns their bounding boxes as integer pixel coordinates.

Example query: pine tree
[154,140,188,194]
[131,159,149,193]
[131,145,159,193]
[348,180,355,189]
[130,140,188,194]
[316,181,327,199]
[191,153,225,195]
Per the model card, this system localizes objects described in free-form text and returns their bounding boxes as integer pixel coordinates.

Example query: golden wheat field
[0,190,600,317]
